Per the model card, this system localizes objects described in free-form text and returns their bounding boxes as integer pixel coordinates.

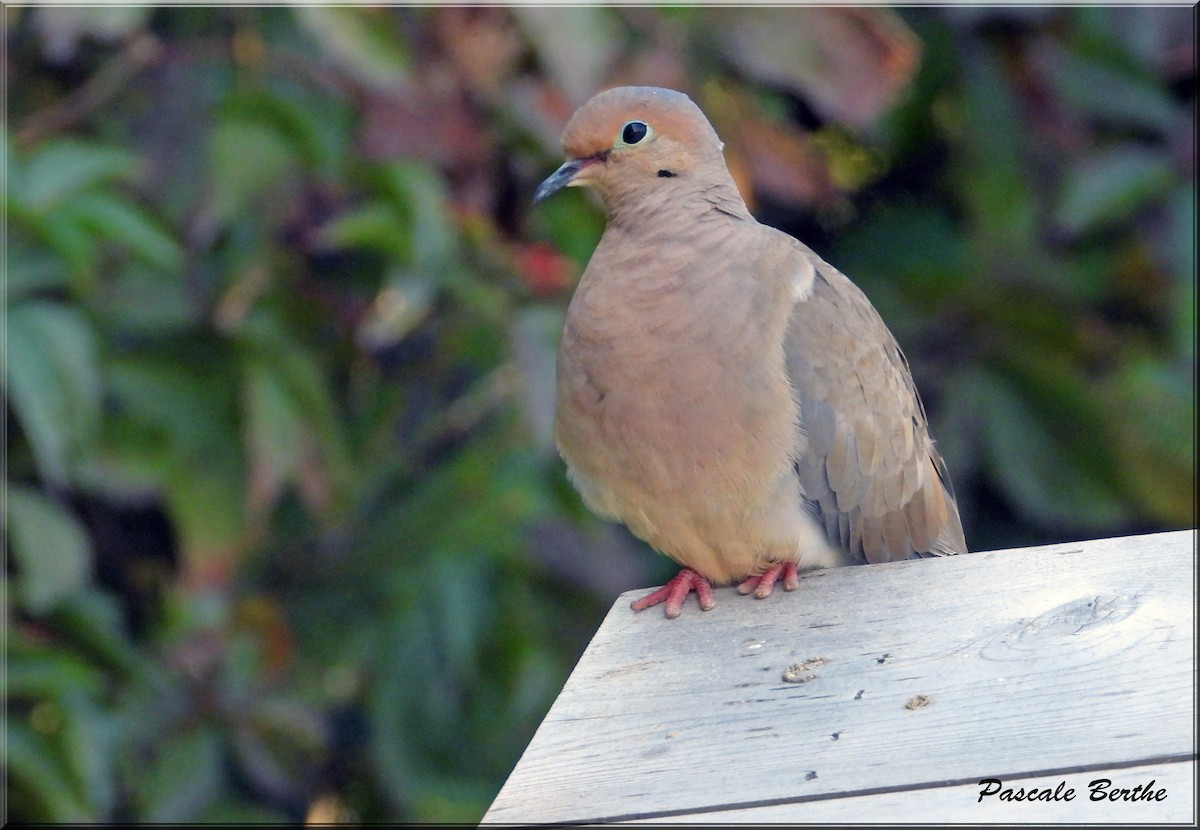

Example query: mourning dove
[535,86,967,618]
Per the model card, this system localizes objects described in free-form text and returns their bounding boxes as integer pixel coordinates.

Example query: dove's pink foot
[630,568,716,619]
[737,562,801,599]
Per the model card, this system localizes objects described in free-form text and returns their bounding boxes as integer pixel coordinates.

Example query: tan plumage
[536,86,967,617]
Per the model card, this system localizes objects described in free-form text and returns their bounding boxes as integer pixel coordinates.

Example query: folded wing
[786,245,967,563]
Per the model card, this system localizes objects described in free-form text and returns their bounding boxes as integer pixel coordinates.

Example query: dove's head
[534,86,733,209]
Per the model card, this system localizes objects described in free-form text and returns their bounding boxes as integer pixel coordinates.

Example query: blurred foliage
[3,5,1194,824]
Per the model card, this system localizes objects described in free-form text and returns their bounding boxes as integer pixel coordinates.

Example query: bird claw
[736,562,800,599]
[631,568,715,618]
[631,563,801,617]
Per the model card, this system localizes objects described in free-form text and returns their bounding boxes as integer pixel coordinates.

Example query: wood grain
[483,530,1196,824]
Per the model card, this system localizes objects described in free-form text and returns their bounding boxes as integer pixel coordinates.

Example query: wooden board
[483,530,1196,824]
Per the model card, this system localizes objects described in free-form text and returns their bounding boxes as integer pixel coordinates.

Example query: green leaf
[197,799,293,823]
[5,486,93,613]
[219,90,326,171]
[1053,47,1179,135]
[378,162,458,269]
[425,556,490,683]
[25,214,97,287]
[295,7,410,91]
[91,263,200,334]
[5,636,108,700]
[366,616,423,809]
[135,727,224,821]
[208,118,298,224]
[104,357,248,562]
[76,413,173,499]
[1106,356,1195,523]
[530,186,604,270]
[1166,183,1195,361]
[832,202,970,304]
[5,233,71,299]
[408,773,496,824]
[3,302,102,483]
[317,201,408,259]
[1055,147,1176,235]
[971,370,1130,529]
[239,315,353,503]
[163,449,248,568]
[59,691,120,819]
[49,590,146,676]
[959,51,1036,252]
[105,356,233,458]
[16,139,139,212]
[241,355,307,507]
[4,717,93,821]
[55,191,183,271]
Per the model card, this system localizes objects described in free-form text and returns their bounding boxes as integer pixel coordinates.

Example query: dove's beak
[534,158,596,203]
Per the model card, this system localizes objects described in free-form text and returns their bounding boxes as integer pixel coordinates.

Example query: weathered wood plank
[483,530,1195,824]
[621,760,1196,824]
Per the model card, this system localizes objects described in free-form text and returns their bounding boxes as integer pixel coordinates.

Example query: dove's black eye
[621,120,649,145]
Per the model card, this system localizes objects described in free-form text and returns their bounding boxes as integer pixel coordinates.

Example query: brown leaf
[714,7,921,130]
[432,7,525,98]
[359,81,490,171]
[701,83,840,210]
[737,117,841,208]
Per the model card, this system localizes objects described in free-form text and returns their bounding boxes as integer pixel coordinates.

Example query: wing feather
[784,241,967,563]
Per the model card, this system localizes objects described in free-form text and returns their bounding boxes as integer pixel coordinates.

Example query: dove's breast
[552,220,846,583]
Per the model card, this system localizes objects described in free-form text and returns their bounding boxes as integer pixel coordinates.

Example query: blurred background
[4,4,1194,823]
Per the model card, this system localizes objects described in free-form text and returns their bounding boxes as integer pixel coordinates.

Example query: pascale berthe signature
[978,777,1168,804]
